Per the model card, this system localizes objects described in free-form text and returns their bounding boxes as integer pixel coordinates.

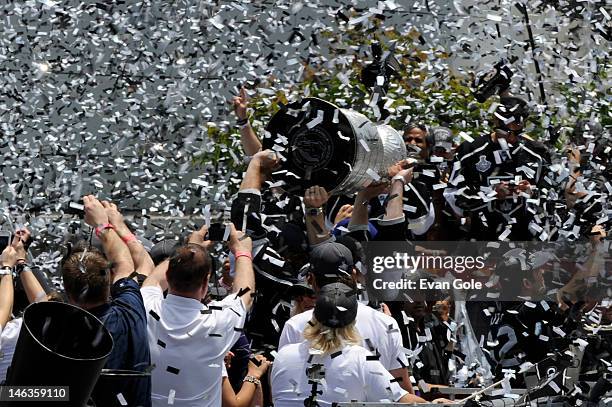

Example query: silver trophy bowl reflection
[263,97,406,196]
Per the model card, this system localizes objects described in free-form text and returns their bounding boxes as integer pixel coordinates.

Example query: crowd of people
[0,86,609,407]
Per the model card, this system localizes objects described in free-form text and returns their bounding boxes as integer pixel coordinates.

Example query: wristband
[392,175,406,185]
[305,206,324,217]
[15,263,31,276]
[243,375,260,387]
[236,117,249,126]
[95,223,115,238]
[0,266,13,276]
[121,233,138,244]
[234,251,252,261]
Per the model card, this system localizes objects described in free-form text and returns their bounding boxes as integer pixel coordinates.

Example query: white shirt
[271,341,407,407]
[0,318,22,382]
[278,303,408,371]
[141,286,246,407]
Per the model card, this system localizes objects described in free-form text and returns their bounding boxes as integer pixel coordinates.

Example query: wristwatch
[243,375,261,387]
[236,117,249,127]
[305,207,323,216]
[0,266,13,276]
[392,174,406,185]
[15,263,31,276]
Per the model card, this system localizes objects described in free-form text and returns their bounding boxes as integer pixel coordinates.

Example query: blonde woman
[271,283,434,406]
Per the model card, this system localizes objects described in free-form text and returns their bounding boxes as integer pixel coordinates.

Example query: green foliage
[197,25,610,172]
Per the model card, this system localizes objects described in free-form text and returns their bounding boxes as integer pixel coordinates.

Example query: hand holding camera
[228,223,252,256]
[12,229,29,265]
[83,195,109,227]
[101,201,129,233]
[1,244,19,268]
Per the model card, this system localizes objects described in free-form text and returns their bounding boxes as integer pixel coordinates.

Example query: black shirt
[448,134,550,240]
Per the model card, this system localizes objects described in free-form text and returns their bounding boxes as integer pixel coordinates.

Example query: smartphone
[0,232,12,252]
[206,223,229,241]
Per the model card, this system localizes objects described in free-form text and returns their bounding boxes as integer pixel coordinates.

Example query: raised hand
[1,245,19,268]
[252,149,280,171]
[232,87,248,120]
[83,195,109,227]
[247,355,272,379]
[102,201,128,231]
[304,186,329,209]
[14,227,32,254]
[334,204,353,224]
[228,223,253,255]
[188,225,213,250]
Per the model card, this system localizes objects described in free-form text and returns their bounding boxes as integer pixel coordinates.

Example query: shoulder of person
[286,308,314,327]
[343,343,370,358]
[276,341,305,359]
[522,137,551,159]
[359,303,398,326]
[455,135,487,158]
[1,317,23,339]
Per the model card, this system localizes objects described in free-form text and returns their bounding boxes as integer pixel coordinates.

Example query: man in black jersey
[446,96,551,241]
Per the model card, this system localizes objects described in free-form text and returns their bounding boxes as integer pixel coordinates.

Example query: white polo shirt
[0,318,22,382]
[141,287,246,407]
[278,303,408,371]
[271,341,407,407]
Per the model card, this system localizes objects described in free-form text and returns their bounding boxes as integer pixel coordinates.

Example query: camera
[472,60,513,103]
[360,42,402,94]
[206,223,229,242]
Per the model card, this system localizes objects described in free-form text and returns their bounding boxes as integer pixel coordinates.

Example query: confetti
[166,366,180,375]
[116,393,127,406]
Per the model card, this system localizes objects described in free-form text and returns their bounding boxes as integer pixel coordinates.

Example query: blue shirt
[90,278,152,407]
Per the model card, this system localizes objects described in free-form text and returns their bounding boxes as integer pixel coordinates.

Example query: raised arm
[227,224,254,310]
[13,229,46,303]
[304,186,332,245]
[0,245,18,329]
[233,87,262,156]
[385,168,413,220]
[240,149,279,191]
[222,355,270,407]
[83,195,135,283]
[349,183,388,229]
[103,201,154,277]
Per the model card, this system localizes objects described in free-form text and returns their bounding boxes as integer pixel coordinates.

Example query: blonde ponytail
[303,318,361,354]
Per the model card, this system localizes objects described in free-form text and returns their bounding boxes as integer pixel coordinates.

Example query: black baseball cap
[430,126,454,152]
[309,242,354,276]
[313,283,358,328]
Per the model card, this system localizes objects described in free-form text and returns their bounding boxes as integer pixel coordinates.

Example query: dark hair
[166,244,212,292]
[496,258,533,294]
[312,272,356,292]
[61,250,111,305]
[403,123,428,134]
[47,290,66,302]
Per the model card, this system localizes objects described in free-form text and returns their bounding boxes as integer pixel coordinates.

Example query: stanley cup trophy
[263,97,406,196]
